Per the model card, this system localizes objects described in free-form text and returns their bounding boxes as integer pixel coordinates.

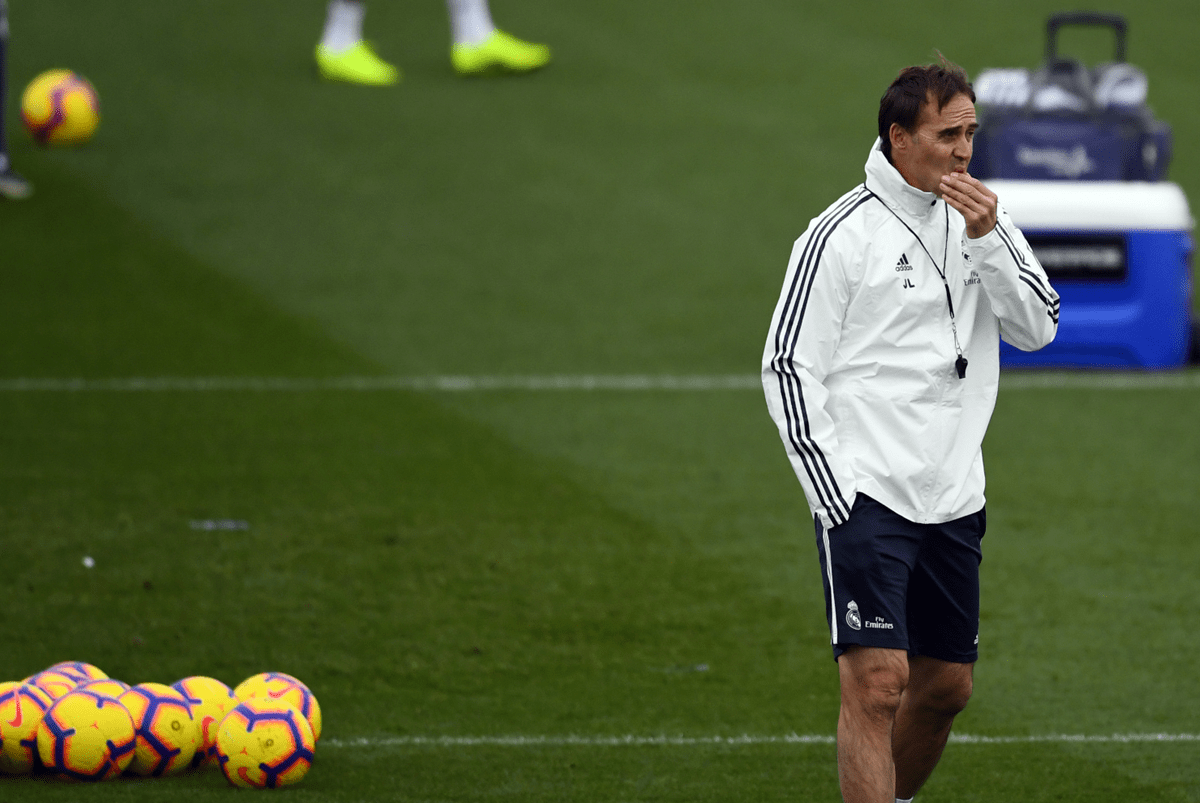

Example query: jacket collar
[864,137,941,222]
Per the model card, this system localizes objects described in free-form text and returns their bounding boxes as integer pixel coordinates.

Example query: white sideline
[0,372,1197,393]
[321,732,1200,749]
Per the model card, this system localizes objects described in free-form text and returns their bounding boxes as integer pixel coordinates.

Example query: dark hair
[878,58,975,162]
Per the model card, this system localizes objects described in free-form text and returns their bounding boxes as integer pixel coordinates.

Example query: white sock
[897,797,914,803]
[320,0,366,52]
[445,0,495,46]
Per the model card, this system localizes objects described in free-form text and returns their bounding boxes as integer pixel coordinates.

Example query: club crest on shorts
[845,600,862,631]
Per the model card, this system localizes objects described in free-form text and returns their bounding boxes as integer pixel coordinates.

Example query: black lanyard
[866,189,968,379]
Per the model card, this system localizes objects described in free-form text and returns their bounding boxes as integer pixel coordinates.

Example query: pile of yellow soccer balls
[0,661,321,787]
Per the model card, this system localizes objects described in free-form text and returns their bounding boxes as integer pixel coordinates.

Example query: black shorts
[814,494,986,663]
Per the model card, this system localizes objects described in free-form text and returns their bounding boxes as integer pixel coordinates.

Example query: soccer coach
[762,60,1059,803]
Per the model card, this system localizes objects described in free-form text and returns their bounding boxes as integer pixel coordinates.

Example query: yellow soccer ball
[234,671,322,742]
[21,69,101,146]
[44,661,108,684]
[171,675,237,769]
[118,683,200,776]
[78,678,131,699]
[0,682,54,774]
[24,669,81,701]
[215,698,315,788]
[35,688,135,781]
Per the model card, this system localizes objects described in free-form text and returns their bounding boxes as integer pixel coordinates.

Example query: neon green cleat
[315,41,400,86]
[451,30,551,76]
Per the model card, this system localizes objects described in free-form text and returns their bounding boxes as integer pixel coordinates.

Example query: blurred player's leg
[447,0,551,76]
[0,0,32,200]
[315,0,399,86]
[446,0,494,45]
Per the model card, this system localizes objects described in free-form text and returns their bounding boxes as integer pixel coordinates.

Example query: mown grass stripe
[322,732,1200,748]
[0,372,1197,393]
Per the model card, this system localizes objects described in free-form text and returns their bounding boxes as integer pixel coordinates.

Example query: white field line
[0,372,1197,393]
[1000,371,1200,390]
[0,375,759,393]
[321,732,1200,749]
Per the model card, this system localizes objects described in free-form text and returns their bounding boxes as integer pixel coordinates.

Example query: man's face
[890,92,977,195]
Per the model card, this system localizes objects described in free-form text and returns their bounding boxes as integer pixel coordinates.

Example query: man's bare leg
[892,656,974,800]
[836,646,909,803]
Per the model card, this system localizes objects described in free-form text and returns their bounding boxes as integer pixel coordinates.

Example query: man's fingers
[941,185,981,217]
[942,173,997,204]
[941,175,995,209]
[940,172,998,238]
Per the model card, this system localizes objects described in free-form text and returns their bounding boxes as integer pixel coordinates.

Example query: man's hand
[940,171,997,239]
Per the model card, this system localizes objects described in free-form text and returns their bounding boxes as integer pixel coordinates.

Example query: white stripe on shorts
[820,517,838,645]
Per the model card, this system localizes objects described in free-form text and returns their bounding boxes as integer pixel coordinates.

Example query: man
[315,0,550,86]
[761,61,1058,803]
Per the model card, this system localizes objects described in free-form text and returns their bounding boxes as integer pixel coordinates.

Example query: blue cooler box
[990,180,1194,368]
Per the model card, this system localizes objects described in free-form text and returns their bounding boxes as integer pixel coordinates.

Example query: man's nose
[953,133,972,160]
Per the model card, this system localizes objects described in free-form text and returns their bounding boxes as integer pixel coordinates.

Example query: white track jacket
[762,139,1059,530]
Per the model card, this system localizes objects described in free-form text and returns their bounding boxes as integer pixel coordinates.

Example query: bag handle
[1046,12,1127,64]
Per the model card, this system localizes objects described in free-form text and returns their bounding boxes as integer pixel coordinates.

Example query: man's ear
[889,122,910,156]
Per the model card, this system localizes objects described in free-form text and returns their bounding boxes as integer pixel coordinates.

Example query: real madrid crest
[845,600,862,631]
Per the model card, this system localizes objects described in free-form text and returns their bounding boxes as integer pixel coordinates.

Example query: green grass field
[2,1,1199,800]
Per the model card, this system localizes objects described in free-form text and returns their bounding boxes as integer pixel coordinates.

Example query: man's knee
[927,674,972,717]
[908,658,973,717]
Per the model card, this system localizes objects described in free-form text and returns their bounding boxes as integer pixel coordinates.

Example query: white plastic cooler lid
[987,180,1193,231]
